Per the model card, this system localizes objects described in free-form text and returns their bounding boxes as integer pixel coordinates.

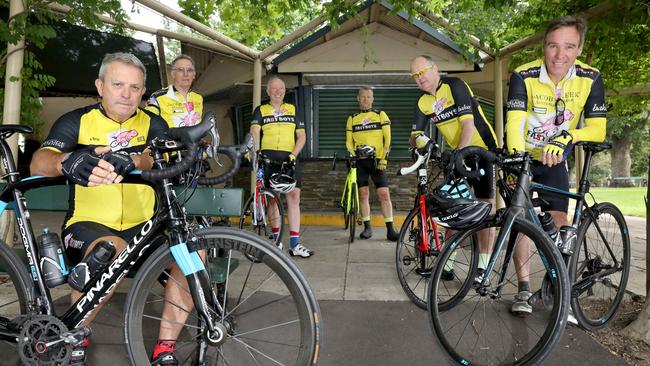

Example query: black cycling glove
[61,147,103,186]
[102,151,136,177]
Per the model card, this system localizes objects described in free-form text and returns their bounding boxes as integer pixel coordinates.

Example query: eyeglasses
[173,67,195,74]
[555,98,566,126]
[410,66,432,79]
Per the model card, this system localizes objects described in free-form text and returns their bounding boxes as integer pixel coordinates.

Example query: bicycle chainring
[18,315,71,366]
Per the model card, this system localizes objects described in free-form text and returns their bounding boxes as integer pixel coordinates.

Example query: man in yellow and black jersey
[250,76,314,258]
[145,54,203,128]
[346,86,399,241]
[409,55,497,283]
[30,53,190,366]
[506,16,606,317]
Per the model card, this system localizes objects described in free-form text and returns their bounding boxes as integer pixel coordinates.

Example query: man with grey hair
[345,86,398,241]
[506,15,606,317]
[30,52,171,365]
[146,54,203,127]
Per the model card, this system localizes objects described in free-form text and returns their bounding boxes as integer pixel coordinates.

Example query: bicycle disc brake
[18,315,71,366]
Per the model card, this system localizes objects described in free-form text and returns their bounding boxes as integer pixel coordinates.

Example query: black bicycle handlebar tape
[453,146,498,179]
[142,142,198,181]
[196,133,253,186]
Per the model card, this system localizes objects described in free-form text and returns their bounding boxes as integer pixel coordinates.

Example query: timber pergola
[4,0,639,167]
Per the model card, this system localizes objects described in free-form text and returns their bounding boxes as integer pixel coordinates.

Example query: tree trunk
[610,134,633,185]
[622,154,650,343]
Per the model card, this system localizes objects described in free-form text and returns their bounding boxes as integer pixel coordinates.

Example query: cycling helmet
[356,145,376,159]
[269,173,296,193]
[427,190,491,230]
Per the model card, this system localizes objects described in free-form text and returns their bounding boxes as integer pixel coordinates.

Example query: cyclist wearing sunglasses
[409,55,497,282]
[505,16,607,316]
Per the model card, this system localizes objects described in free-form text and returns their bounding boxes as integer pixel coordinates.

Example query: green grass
[583,187,648,217]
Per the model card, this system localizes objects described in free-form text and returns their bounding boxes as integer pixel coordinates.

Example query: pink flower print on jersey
[273,107,288,119]
[178,102,200,127]
[110,130,138,148]
[362,117,372,125]
[540,109,575,132]
[433,98,447,115]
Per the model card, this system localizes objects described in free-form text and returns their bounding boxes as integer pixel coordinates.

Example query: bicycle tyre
[341,183,350,230]
[239,189,284,247]
[0,240,33,359]
[124,227,321,366]
[348,183,357,243]
[569,202,631,331]
[396,207,477,310]
[429,216,570,366]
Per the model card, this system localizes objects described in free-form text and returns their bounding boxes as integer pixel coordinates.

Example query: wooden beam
[155,34,168,87]
[136,0,259,59]
[418,9,496,58]
[47,3,253,62]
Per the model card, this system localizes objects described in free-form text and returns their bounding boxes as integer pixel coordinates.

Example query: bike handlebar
[197,134,252,185]
[397,141,437,176]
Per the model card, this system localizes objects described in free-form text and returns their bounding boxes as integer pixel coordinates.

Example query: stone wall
[233,159,444,212]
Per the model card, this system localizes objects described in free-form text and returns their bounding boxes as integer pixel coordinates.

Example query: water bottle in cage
[37,228,69,288]
[68,241,116,291]
[538,212,558,242]
[556,226,577,255]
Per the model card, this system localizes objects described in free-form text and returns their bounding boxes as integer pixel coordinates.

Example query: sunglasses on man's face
[555,98,566,126]
[410,66,433,79]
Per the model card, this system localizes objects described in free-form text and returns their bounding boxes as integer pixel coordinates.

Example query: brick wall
[233,159,445,212]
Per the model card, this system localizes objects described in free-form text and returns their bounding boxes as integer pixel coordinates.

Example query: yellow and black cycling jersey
[506,58,606,160]
[412,77,497,151]
[145,85,203,128]
[40,103,169,231]
[346,109,391,159]
[251,103,304,153]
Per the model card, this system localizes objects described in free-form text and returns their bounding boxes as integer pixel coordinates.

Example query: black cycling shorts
[356,158,388,188]
[62,221,144,264]
[260,150,302,189]
[531,161,570,212]
[467,158,495,199]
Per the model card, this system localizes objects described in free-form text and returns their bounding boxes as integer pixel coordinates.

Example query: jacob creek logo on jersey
[432,98,447,115]
[273,107,288,118]
[109,129,139,149]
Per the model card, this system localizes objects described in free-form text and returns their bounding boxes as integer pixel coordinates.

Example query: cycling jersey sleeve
[250,106,262,128]
[40,108,83,153]
[380,111,391,159]
[295,111,305,130]
[449,79,474,121]
[569,74,606,142]
[411,95,428,136]
[144,94,161,115]
[345,115,354,154]
[147,114,170,143]
[505,72,528,153]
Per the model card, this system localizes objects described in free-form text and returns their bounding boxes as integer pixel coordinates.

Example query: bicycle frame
[341,158,359,218]
[0,137,222,336]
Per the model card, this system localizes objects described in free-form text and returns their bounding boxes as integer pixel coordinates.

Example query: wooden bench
[609,176,648,187]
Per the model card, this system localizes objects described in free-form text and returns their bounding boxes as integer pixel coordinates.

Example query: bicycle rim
[570,202,631,330]
[239,190,284,246]
[124,227,321,366]
[429,218,569,366]
[348,183,357,243]
[0,241,33,362]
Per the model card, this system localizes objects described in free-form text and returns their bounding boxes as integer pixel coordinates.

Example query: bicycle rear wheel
[348,183,357,243]
[124,227,321,366]
[239,189,284,247]
[0,240,32,360]
[396,207,477,310]
[569,202,630,331]
[429,217,569,366]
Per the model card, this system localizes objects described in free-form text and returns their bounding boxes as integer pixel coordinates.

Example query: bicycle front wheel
[124,227,321,366]
[429,217,570,366]
[239,189,284,247]
[396,207,477,310]
[0,240,33,360]
[348,183,357,243]
[570,202,631,331]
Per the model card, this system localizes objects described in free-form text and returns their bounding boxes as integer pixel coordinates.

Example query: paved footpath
[8,212,645,365]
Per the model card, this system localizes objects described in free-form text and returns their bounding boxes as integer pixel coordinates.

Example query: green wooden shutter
[314,87,421,158]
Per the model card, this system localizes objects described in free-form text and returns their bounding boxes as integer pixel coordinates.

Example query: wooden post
[156,34,168,87]
[494,56,505,209]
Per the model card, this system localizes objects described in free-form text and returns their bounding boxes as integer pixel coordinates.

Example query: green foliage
[0,0,126,135]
